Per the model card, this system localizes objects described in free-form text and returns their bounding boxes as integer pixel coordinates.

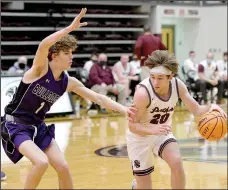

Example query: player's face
[150,74,172,93]
[55,49,73,70]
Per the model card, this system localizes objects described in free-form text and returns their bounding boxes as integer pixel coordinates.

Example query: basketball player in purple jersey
[1,8,136,189]
[127,50,227,189]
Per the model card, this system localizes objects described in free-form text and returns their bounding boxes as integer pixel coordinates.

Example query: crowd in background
[3,26,227,113]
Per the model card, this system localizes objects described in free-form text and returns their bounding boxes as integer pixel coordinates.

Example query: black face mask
[99,61,107,66]
[18,62,25,70]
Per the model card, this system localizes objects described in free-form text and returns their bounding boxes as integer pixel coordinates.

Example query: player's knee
[35,157,49,170]
[168,155,183,170]
[56,161,70,174]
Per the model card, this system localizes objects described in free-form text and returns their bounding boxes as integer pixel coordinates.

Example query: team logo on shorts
[134,160,140,168]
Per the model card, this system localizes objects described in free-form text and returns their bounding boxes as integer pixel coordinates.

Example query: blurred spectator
[130,54,141,75]
[216,51,227,81]
[83,53,98,73]
[198,52,224,104]
[183,51,205,103]
[134,25,167,80]
[129,54,141,96]
[112,55,139,98]
[88,53,126,109]
[8,56,29,74]
[183,51,199,82]
[216,51,227,97]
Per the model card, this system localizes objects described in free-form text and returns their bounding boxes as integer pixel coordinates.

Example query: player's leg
[44,139,73,189]
[18,140,49,189]
[156,136,185,189]
[162,141,185,189]
[133,173,152,189]
[127,130,154,189]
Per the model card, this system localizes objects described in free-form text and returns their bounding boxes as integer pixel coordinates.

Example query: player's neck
[156,85,170,97]
[49,62,63,81]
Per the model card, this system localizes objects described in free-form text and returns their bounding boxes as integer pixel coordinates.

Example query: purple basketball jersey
[5,66,68,124]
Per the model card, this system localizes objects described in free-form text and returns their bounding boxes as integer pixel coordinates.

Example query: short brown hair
[48,34,77,61]
[144,50,179,74]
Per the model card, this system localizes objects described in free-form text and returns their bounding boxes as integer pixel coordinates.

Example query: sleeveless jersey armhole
[175,77,180,99]
[138,84,151,108]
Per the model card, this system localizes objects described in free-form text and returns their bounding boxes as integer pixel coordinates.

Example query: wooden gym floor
[1,105,227,189]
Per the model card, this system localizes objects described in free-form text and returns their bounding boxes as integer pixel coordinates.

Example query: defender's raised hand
[69,8,88,30]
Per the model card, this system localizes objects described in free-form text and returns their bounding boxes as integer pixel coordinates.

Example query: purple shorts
[1,120,55,164]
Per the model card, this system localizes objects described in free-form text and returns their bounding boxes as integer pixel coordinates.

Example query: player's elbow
[38,40,50,51]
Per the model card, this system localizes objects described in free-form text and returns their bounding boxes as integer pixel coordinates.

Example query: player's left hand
[69,8,88,30]
[209,104,227,119]
[126,103,137,121]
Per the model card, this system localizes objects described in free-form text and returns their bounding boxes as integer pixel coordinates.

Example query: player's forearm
[39,26,73,48]
[194,104,211,117]
[98,94,127,115]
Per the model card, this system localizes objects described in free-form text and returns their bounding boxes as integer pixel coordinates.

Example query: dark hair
[223,51,227,56]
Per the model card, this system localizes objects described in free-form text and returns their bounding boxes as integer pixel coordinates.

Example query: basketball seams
[199,116,224,132]
[206,117,218,140]
[198,112,221,130]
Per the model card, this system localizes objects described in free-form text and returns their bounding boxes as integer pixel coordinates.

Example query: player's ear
[52,52,58,60]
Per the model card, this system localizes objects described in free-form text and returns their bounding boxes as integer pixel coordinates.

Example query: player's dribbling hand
[150,125,171,135]
[209,104,227,119]
[69,8,88,30]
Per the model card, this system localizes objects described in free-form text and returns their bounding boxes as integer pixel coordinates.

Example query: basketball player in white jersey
[127,50,227,189]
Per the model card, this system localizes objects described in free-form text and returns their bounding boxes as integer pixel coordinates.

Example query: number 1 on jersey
[35,102,45,114]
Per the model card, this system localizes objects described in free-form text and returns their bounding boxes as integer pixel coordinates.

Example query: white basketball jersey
[138,77,179,127]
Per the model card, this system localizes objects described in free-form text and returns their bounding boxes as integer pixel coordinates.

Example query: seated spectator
[129,54,141,96]
[88,53,126,110]
[216,51,227,97]
[183,51,205,103]
[216,51,227,81]
[183,51,199,83]
[83,53,98,73]
[199,52,224,104]
[8,56,29,74]
[112,55,139,98]
[129,54,141,75]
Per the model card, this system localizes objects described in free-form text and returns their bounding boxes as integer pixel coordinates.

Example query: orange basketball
[198,111,227,141]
